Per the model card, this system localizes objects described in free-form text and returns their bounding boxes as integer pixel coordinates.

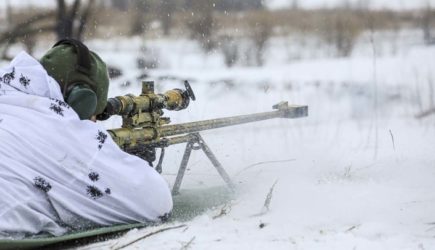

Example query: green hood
[40,44,109,116]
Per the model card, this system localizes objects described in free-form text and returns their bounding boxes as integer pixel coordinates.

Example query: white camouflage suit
[0,52,173,238]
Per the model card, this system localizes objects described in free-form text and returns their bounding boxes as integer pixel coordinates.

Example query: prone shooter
[0,38,307,239]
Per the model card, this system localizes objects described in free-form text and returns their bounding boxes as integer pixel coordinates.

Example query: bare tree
[219,35,239,67]
[0,0,96,59]
[320,11,363,57]
[158,0,176,36]
[422,2,435,45]
[0,11,56,60]
[187,0,216,52]
[5,0,12,25]
[249,20,272,66]
[130,0,150,36]
[56,0,96,40]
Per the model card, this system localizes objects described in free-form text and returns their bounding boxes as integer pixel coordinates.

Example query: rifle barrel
[108,103,308,148]
[160,104,307,137]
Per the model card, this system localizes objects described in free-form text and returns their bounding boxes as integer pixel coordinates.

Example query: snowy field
[9,30,422,250]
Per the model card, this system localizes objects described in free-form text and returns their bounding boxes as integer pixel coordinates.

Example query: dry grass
[4,6,435,41]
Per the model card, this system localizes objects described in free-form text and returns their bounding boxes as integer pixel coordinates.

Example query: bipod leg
[194,133,235,191]
[155,147,165,174]
[172,139,195,195]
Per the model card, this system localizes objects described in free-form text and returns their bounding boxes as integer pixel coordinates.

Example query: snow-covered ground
[32,31,432,249]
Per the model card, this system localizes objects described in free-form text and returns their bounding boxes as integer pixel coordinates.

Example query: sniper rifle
[97,81,308,194]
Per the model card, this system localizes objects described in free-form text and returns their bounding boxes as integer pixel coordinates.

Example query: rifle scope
[97,81,195,120]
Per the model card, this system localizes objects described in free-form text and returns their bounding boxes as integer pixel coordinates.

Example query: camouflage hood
[0,51,64,101]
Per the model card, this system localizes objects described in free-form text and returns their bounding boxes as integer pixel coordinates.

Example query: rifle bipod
[171,133,235,195]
